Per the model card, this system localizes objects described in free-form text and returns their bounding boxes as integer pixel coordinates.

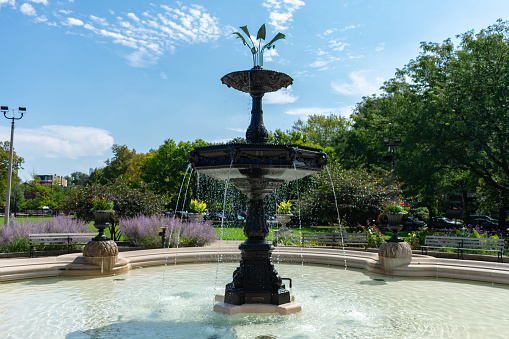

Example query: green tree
[141,138,208,209]
[66,171,88,186]
[292,113,350,150]
[299,164,402,226]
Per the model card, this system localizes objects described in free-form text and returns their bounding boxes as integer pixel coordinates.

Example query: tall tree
[141,138,207,208]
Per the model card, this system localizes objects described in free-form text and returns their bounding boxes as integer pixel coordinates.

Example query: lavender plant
[118,214,216,248]
[0,217,89,253]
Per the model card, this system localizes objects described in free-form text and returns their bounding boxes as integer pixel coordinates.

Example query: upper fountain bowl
[221,68,293,95]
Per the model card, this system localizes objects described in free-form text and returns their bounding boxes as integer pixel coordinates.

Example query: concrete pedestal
[82,240,119,271]
[378,241,412,275]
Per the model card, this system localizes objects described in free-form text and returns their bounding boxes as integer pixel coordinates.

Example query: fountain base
[223,239,291,305]
[214,294,301,315]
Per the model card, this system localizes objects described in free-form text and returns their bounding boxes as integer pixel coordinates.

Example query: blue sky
[1,0,508,182]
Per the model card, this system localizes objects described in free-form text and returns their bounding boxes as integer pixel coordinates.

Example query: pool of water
[1,262,508,338]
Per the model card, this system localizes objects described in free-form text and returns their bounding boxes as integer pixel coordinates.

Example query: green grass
[213,226,318,241]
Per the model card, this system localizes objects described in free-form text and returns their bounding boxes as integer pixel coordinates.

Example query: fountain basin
[2,258,509,338]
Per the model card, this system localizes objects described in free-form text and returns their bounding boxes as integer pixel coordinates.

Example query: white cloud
[331,70,384,97]
[263,48,279,63]
[0,0,15,8]
[30,0,48,5]
[54,3,222,67]
[263,0,305,31]
[20,3,37,16]
[66,17,84,26]
[0,125,114,160]
[375,42,385,51]
[127,12,140,22]
[339,24,359,32]
[285,105,354,118]
[265,86,298,104]
[160,72,167,79]
[225,127,245,133]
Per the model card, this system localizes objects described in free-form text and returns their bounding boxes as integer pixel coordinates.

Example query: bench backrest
[425,235,505,250]
[302,232,368,245]
[29,233,96,243]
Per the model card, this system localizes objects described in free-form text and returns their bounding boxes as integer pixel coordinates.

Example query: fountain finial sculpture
[189,24,327,312]
[233,24,286,68]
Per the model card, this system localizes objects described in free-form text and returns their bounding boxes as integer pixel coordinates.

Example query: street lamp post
[382,137,401,169]
[1,106,25,225]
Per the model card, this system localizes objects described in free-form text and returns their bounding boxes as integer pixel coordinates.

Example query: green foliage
[407,226,430,249]
[299,164,403,226]
[362,225,385,248]
[63,180,166,240]
[90,196,114,210]
[90,144,147,188]
[382,199,409,214]
[141,138,207,209]
[274,230,300,246]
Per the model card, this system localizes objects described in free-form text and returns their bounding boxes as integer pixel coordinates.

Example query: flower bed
[0,217,89,253]
[119,214,216,248]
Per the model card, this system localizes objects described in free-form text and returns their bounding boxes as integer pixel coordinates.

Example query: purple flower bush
[0,217,89,253]
[118,214,216,248]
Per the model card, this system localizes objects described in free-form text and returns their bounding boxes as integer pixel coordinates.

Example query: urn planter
[276,214,293,231]
[188,213,205,222]
[385,212,405,243]
[91,210,115,241]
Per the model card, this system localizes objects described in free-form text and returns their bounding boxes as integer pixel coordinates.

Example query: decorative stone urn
[188,213,205,222]
[83,210,118,272]
[276,214,293,231]
[385,212,406,242]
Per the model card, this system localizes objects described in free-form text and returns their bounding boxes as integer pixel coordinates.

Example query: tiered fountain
[189,25,327,314]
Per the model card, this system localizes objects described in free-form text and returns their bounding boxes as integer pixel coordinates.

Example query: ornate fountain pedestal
[190,68,327,314]
[82,210,120,272]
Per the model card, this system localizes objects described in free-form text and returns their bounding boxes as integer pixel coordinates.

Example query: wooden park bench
[421,235,505,262]
[29,233,97,258]
[301,232,368,250]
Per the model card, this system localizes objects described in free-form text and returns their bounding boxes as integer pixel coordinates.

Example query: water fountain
[189,25,327,313]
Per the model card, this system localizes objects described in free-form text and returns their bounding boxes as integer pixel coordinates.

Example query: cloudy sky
[1,0,508,181]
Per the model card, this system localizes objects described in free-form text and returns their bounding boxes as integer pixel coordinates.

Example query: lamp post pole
[1,106,25,225]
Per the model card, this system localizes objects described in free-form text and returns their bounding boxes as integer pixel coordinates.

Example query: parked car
[469,215,498,224]
[469,218,499,229]
[403,216,426,228]
[430,216,462,228]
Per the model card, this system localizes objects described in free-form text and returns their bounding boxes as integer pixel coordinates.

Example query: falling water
[325,164,348,269]
[180,167,195,219]
[173,164,192,219]
[293,163,306,271]
[214,160,234,297]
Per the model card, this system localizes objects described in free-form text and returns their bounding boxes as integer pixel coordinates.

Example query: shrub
[118,214,216,248]
[0,217,89,253]
[63,180,167,241]
[274,230,300,246]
